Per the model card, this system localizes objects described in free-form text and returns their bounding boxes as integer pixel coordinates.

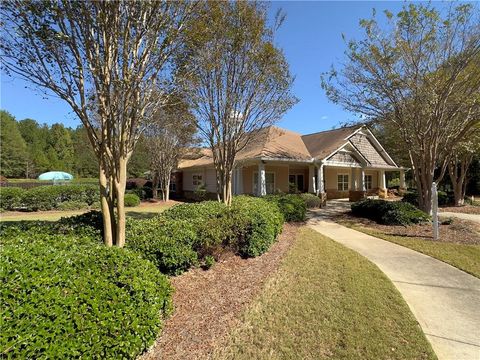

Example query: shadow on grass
[125,211,159,220]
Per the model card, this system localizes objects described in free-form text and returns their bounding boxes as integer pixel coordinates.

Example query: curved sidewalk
[308,216,480,360]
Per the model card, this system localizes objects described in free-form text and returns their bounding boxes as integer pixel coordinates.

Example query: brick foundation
[349,190,366,202]
[378,188,388,199]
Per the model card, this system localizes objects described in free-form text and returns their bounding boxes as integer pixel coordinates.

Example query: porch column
[316,163,325,195]
[399,169,406,195]
[237,167,244,194]
[379,169,387,199]
[350,167,357,191]
[359,167,366,192]
[308,165,316,193]
[258,162,266,196]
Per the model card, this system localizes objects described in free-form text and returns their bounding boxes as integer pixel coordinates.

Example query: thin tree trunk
[165,177,171,201]
[114,157,128,248]
[99,161,114,247]
[152,172,159,199]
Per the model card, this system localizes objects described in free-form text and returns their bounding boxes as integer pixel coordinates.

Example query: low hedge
[351,199,430,226]
[230,196,284,257]
[403,190,450,207]
[265,194,307,222]
[0,184,99,211]
[1,233,172,359]
[300,193,322,209]
[126,218,199,275]
[124,193,141,207]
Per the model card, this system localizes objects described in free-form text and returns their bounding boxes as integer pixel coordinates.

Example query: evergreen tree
[0,111,28,178]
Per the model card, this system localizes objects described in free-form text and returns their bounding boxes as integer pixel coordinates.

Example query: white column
[379,170,386,189]
[308,165,316,193]
[360,168,366,192]
[258,162,266,196]
[237,167,244,194]
[350,167,357,191]
[316,163,325,194]
[399,169,406,189]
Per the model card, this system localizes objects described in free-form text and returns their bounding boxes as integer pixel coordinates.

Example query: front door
[289,174,305,193]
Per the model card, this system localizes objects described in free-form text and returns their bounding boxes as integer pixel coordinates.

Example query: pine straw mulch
[332,212,480,245]
[440,205,480,215]
[140,223,301,360]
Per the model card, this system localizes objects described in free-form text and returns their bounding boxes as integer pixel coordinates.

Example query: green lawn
[350,225,480,278]
[0,202,175,222]
[215,228,436,360]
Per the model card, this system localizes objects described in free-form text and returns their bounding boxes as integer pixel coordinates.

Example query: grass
[0,202,175,222]
[215,228,436,360]
[349,224,480,278]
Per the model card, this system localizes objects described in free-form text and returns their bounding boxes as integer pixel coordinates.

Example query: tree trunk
[114,157,128,248]
[99,161,114,247]
[449,154,472,207]
[164,177,170,202]
[152,172,159,199]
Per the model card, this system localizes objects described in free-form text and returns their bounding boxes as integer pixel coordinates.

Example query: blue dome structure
[37,171,74,181]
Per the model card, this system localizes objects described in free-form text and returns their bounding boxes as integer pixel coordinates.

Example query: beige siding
[183,167,216,193]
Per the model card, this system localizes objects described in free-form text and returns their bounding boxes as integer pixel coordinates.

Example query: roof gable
[301,125,360,160]
[348,131,397,167]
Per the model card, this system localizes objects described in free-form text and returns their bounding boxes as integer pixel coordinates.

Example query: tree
[1,1,194,246]
[448,129,480,206]
[72,126,98,178]
[0,111,28,178]
[178,1,297,205]
[321,3,480,213]
[48,123,74,172]
[145,96,197,201]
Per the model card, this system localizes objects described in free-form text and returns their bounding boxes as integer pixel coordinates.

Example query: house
[176,125,406,201]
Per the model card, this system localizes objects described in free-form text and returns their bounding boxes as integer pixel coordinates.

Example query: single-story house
[176,125,406,201]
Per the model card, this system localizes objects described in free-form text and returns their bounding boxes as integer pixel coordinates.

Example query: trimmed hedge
[403,190,450,207]
[351,199,430,225]
[0,184,99,211]
[230,196,284,257]
[265,194,307,222]
[1,233,172,359]
[124,193,141,207]
[301,193,322,209]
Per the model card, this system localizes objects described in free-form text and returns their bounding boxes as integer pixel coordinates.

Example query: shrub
[0,186,25,210]
[204,255,215,269]
[351,199,430,226]
[124,193,141,207]
[403,190,450,207]
[126,218,198,275]
[57,210,104,238]
[161,201,232,256]
[57,200,89,210]
[265,194,306,222]
[1,234,172,359]
[402,191,419,207]
[231,196,284,257]
[301,193,322,209]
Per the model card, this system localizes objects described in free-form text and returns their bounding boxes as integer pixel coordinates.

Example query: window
[192,174,203,186]
[253,172,275,194]
[365,175,372,190]
[337,174,349,191]
[169,182,176,192]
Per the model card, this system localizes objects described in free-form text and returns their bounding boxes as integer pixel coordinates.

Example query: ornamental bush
[0,186,25,210]
[265,194,306,222]
[403,190,450,207]
[351,199,430,226]
[230,196,284,257]
[57,200,89,210]
[300,193,322,209]
[124,193,141,207]
[1,234,172,359]
[126,218,198,275]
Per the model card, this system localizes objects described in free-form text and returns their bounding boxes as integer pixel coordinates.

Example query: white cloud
[321,115,328,120]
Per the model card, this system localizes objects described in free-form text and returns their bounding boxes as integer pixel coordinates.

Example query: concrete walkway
[439,211,480,224]
[308,214,480,360]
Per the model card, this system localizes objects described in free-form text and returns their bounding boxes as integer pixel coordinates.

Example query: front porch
[232,160,406,201]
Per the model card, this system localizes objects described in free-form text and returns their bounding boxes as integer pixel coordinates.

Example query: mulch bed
[440,205,480,215]
[140,223,301,360]
[333,212,480,245]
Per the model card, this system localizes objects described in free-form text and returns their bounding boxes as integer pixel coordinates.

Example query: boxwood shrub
[351,199,430,225]
[230,196,284,257]
[124,193,141,207]
[300,193,322,209]
[1,234,172,359]
[126,218,199,275]
[403,190,450,207]
[265,194,306,222]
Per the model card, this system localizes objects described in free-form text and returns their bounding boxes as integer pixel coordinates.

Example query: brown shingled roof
[301,125,361,159]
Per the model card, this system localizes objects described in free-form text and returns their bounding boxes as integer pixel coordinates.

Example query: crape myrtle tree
[178,1,297,205]
[0,0,194,246]
[448,128,480,206]
[321,3,480,213]
[145,95,197,201]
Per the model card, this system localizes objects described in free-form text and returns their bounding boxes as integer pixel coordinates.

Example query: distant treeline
[0,110,150,179]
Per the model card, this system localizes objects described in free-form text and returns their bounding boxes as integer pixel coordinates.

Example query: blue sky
[0,1,441,133]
